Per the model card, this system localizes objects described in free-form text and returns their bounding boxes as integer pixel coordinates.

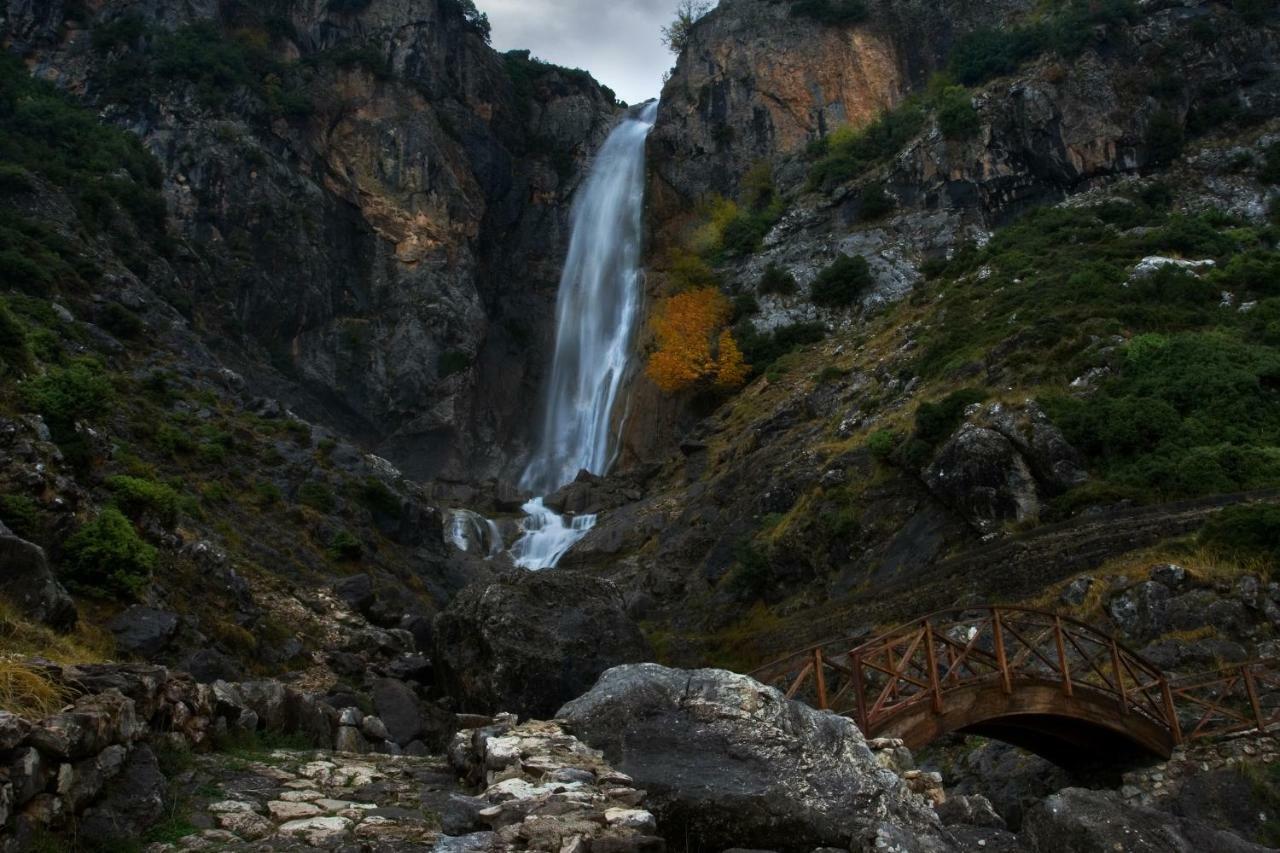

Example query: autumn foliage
[646,288,750,394]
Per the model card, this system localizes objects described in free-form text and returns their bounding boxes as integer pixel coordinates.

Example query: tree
[646,288,751,393]
[662,0,712,55]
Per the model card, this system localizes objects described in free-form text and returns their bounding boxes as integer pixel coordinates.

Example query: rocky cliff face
[2,0,619,482]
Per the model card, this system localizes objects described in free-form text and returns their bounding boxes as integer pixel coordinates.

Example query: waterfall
[511,101,659,570]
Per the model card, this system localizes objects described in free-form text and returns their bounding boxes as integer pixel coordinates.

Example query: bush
[1199,504,1280,563]
[297,481,336,513]
[357,477,401,517]
[106,475,181,526]
[20,359,114,425]
[327,530,362,561]
[811,254,873,307]
[867,429,898,460]
[935,86,981,140]
[1144,110,1185,167]
[62,507,156,600]
[914,388,987,448]
[0,298,32,377]
[808,105,926,190]
[735,321,827,374]
[0,495,42,541]
[759,263,797,296]
[728,539,773,601]
[859,185,895,220]
[1261,143,1280,185]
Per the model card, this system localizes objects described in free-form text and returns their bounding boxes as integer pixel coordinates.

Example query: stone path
[144,750,474,851]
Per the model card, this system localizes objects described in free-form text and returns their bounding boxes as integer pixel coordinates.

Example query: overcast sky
[476,0,692,104]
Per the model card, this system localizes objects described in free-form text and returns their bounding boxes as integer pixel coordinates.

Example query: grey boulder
[0,520,76,630]
[434,570,652,719]
[558,663,953,852]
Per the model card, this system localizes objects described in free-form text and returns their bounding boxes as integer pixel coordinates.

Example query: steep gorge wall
[2,0,620,483]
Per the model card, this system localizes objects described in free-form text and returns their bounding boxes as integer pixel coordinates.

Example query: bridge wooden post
[992,608,1012,695]
[851,650,867,732]
[1054,616,1073,698]
[1161,678,1184,746]
[1110,638,1129,714]
[1243,664,1266,732]
[814,648,828,711]
[924,622,943,713]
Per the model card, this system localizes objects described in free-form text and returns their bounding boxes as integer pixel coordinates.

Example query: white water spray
[512,102,659,569]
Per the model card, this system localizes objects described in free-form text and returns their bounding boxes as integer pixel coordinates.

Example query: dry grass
[0,599,114,663]
[0,658,69,718]
[1031,544,1269,620]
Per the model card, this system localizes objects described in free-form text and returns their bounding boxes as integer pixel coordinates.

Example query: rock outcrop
[433,571,652,719]
[559,663,954,852]
[0,520,75,630]
[2,0,621,481]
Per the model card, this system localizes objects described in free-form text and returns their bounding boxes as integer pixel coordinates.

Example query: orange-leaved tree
[646,288,751,394]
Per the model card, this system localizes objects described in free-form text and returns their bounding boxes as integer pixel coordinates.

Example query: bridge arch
[749,606,1280,768]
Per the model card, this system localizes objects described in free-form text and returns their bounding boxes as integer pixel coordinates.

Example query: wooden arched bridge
[749,606,1280,768]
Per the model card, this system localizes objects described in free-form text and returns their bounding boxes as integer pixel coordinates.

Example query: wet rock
[1059,577,1095,608]
[1022,787,1271,852]
[924,425,1040,534]
[936,794,1006,829]
[76,744,166,843]
[1150,563,1190,591]
[434,571,652,718]
[108,607,180,657]
[182,649,242,684]
[372,678,423,746]
[1107,582,1172,642]
[559,664,952,851]
[0,520,76,630]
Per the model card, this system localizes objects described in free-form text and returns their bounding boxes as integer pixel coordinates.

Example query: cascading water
[510,101,659,570]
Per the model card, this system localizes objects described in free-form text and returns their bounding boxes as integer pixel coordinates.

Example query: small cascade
[508,498,598,571]
[446,509,503,558]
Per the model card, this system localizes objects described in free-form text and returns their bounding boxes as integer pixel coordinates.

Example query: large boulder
[433,571,652,719]
[0,520,76,630]
[76,744,166,844]
[1021,788,1271,852]
[924,425,1040,535]
[108,607,180,657]
[558,664,954,852]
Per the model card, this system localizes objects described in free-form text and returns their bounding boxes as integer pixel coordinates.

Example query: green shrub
[859,185,896,220]
[1261,143,1280,185]
[327,530,362,561]
[1199,504,1280,563]
[357,477,401,517]
[811,254,873,307]
[62,507,156,600]
[935,85,981,140]
[0,298,32,377]
[728,539,773,601]
[759,263,798,296]
[297,481,336,513]
[0,495,42,541]
[914,388,987,448]
[253,481,283,507]
[735,321,827,375]
[733,293,761,320]
[1144,110,1184,167]
[20,359,114,425]
[0,164,32,193]
[99,302,145,340]
[808,105,926,190]
[867,429,898,460]
[106,475,181,526]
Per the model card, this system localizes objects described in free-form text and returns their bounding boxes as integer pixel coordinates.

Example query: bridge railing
[1169,660,1280,741]
[749,606,1280,749]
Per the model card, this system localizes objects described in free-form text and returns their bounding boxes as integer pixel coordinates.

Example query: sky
[476,0,688,104]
